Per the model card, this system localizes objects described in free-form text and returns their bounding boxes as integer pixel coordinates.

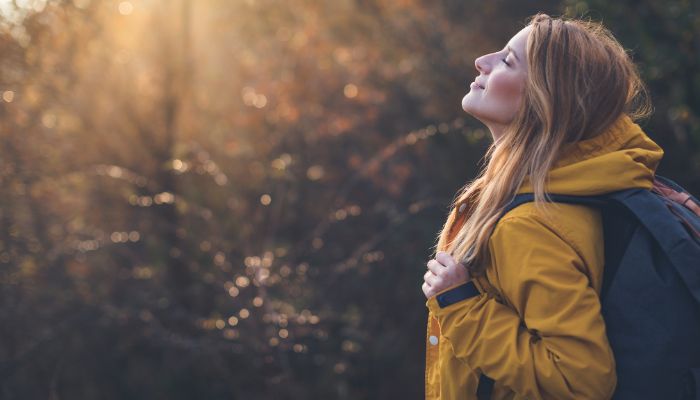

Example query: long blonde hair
[434,12,652,275]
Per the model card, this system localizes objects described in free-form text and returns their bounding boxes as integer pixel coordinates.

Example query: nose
[474,54,490,74]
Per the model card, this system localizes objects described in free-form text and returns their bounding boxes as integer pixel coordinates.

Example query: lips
[471,76,486,89]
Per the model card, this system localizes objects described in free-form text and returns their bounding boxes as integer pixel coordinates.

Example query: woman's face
[462,25,531,140]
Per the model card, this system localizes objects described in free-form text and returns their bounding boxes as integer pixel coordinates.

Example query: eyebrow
[507,45,520,62]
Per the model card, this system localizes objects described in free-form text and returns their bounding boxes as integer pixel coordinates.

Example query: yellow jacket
[424,114,665,399]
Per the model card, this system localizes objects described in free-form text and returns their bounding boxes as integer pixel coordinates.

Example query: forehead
[508,25,531,50]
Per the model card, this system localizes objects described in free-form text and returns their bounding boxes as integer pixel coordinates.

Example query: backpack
[492,174,700,400]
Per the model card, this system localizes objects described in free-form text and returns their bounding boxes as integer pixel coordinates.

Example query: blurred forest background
[0,0,698,398]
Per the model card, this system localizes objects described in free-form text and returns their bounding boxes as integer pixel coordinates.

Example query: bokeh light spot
[118,1,134,15]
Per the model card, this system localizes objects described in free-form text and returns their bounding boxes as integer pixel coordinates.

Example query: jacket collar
[516,114,665,196]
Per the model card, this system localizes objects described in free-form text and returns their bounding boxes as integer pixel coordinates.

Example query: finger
[423,283,435,298]
[436,251,456,269]
[426,259,445,275]
[424,271,438,287]
[422,282,432,298]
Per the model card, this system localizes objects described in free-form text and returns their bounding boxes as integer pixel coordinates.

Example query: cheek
[488,73,524,101]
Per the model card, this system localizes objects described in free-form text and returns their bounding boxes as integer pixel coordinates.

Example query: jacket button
[429,335,439,345]
[458,203,467,214]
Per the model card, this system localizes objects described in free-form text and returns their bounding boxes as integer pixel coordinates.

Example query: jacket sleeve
[426,214,617,400]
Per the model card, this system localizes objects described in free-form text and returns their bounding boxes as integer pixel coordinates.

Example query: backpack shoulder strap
[501,193,608,221]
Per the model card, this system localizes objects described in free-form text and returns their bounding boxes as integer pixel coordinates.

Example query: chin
[461,102,479,119]
[461,95,473,114]
[462,91,484,112]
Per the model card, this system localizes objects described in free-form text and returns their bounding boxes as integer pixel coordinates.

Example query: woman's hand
[422,251,471,299]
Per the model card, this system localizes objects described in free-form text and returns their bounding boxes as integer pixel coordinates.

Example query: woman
[421,12,665,400]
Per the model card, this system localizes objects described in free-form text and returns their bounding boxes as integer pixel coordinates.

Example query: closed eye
[501,58,510,67]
